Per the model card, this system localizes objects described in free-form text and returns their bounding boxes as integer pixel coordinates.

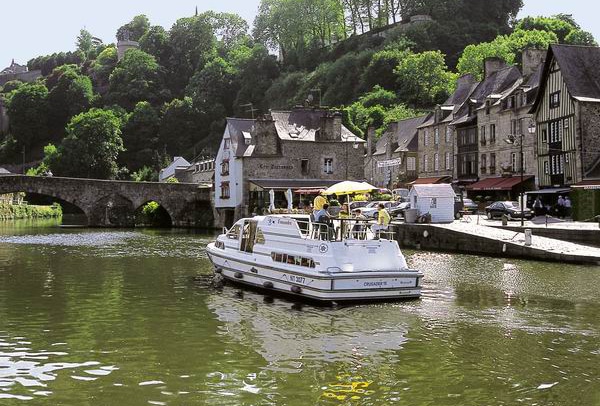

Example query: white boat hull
[206,246,422,302]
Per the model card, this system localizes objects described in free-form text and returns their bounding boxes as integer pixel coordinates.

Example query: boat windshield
[294,217,394,242]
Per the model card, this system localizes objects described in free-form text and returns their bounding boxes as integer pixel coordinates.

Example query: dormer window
[550,91,560,109]
[224,138,231,150]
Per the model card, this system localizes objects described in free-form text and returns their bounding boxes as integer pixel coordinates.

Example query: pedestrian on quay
[533,196,543,217]
[557,195,565,218]
[564,196,572,218]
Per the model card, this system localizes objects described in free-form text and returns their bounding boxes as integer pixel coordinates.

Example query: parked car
[348,201,368,212]
[462,198,478,214]
[360,201,399,218]
[390,202,410,218]
[485,201,533,220]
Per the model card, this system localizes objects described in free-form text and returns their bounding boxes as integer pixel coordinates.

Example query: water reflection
[0,333,116,400]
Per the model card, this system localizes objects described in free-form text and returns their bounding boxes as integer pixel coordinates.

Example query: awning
[293,188,323,194]
[249,179,342,191]
[466,176,534,191]
[526,188,571,195]
[571,180,600,190]
[409,176,452,185]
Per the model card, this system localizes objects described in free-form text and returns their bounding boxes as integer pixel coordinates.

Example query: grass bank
[0,203,63,220]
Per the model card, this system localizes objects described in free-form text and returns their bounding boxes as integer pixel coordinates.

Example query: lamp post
[505,119,536,227]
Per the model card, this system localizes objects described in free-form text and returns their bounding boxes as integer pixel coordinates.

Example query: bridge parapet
[0,175,213,227]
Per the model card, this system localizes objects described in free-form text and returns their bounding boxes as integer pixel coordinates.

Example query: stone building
[364,115,427,188]
[174,158,215,185]
[451,59,523,191]
[531,44,600,188]
[0,59,42,86]
[416,74,477,183]
[466,50,546,199]
[214,107,365,226]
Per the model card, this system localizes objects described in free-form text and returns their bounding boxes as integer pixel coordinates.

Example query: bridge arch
[88,194,135,228]
[134,200,173,227]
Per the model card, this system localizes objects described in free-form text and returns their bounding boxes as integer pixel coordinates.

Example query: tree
[90,46,118,90]
[116,15,151,41]
[139,26,172,65]
[6,83,49,149]
[395,50,455,107]
[234,45,280,115]
[361,47,410,91]
[358,85,397,108]
[51,108,124,179]
[76,29,94,57]
[108,49,163,109]
[457,39,515,80]
[46,65,94,136]
[186,57,238,116]
[120,101,161,172]
[199,11,249,49]
[565,30,597,46]
[158,97,205,157]
[167,16,216,96]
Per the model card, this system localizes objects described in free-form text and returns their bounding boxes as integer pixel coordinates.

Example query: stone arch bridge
[0,175,213,227]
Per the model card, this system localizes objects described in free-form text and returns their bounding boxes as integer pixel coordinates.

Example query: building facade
[215,108,365,225]
[364,115,426,188]
[417,74,477,182]
[531,44,600,188]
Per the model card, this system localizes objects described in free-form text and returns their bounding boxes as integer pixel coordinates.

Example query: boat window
[271,252,316,268]
[227,224,241,240]
[215,241,225,250]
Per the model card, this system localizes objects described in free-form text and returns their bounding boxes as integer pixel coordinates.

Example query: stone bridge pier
[0,175,214,228]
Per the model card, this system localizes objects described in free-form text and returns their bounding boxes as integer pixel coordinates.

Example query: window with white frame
[550,155,564,174]
[544,160,549,174]
[549,120,562,143]
[424,155,429,172]
[323,158,333,174]
[424,130,429,146]
[407,157,416,171]
[220,182,230,199]
[445,152,451,170]
[480,125,486,145]
[224,138,231,150]
[549,91,560,109]
[490,124,496,143]
[511,153,517,172]
[445,127,452,143]
[434,128,439,145]
[434,153,439,171]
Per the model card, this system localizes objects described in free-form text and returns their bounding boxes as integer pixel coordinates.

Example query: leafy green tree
[358,85,397,108]
[565,30,597,46]
[233,45,280,115]
[167,16,216,96]
[76,29,94,57]
[139,26,172,65]
[361,48,410,92]
[120,101,161,172]
[158,97,205,157]
[186,57,238,116]
[200,11,249,49]
[456,40,514,80]
[131,165,158,182]
[516,16,576,42]
[51,108,124,179]
[395,50,456,107]
[116,15,150,41]
[46,65,94,136]
[108,49,163,109]
[321,50,374,106]
[6,83,49,149]
[265,71,308,109]
[90,46,118,90]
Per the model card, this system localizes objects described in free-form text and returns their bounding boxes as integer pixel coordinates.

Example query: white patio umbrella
[286,188,293,211]
[322,181,377,197]
[268,189,276,213]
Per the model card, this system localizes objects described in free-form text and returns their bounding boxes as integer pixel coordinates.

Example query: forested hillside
[0,0,595,180]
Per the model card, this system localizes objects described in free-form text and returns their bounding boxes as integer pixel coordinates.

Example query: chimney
[319,111,342,141]
[253,113,278,155]
[367,127,375,157]
[521,48,546,77]
[386,133,393,159]
[483,57,508,79]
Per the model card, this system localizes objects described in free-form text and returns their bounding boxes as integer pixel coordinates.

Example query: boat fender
[234,272,244,279]
[290,286,302,294]
[263,281,274,289]
[214,268,223,274]
[250,267,258,274]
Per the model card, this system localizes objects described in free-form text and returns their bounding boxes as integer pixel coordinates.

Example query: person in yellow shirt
[371,203,390,237]
[313,193,327,218]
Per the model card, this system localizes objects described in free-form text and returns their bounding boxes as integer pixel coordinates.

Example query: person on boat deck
[339,203,350,218]
[315,204,332,223]
[371,203,390,236]
[313,193,327,218]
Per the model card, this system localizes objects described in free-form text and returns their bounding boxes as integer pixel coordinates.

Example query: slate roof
[532,44,600,112]
[270,110,363,143]
[373,115,427,156]
[226,117,256,158]
[159,156,190,181]
[452,66,522,126]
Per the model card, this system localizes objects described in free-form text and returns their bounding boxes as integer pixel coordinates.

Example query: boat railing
[293,218,395,242]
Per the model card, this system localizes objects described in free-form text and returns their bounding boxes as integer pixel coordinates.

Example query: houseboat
[205,215,423,302]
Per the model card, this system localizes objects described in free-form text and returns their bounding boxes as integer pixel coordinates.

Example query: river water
[0,220,599,405]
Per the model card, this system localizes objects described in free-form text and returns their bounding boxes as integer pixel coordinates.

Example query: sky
[1,0,599,68]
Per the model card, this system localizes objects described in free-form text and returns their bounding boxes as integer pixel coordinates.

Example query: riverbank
[0,203,62,220]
